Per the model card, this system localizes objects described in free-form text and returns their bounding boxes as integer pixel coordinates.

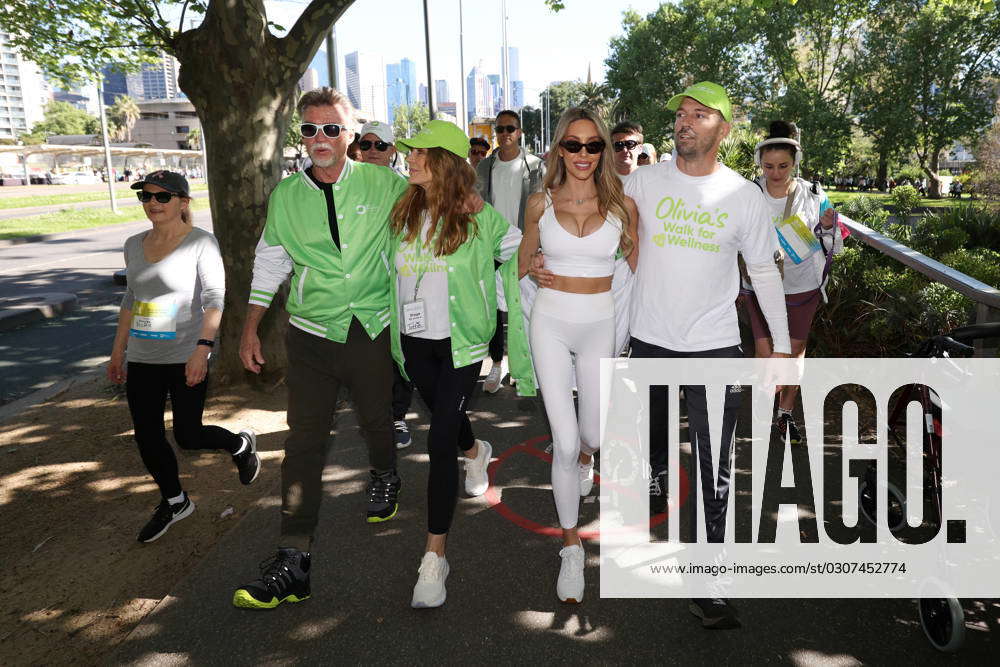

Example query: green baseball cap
[666,81,733,122]
[396,120,469,159]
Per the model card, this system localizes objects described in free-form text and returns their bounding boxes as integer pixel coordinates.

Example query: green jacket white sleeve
[248,162,407,341]
[389,204,537,396]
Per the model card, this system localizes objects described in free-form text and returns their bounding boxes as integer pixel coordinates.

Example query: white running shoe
[464,440,492,497]
[483,363,503,393]
[557,544,585,603]
[579,458,594,496]
[411,552,449,608]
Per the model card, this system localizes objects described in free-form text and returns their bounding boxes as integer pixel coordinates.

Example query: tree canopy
[604,0,1000,184]
[19,101,100,142]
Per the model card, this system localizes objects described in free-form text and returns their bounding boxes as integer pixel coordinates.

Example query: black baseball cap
[130,170,190,197]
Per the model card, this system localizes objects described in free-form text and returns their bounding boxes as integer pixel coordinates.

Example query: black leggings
[402,336,480,535]
[126,362,242,500]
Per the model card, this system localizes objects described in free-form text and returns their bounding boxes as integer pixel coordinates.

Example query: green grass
[0,197,212,240]
[0,183,208,211]
[825,190,988,210]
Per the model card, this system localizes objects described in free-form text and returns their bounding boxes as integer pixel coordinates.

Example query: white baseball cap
[359,120,395,144]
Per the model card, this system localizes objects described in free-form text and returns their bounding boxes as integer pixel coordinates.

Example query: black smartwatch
[196,339,215,348]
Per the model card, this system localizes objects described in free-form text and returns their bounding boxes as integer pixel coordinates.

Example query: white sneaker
[411,552,449,608]
[464,440,492,497]
[483,363,503,393]
[579,458,594,496]
[557,544,585,603]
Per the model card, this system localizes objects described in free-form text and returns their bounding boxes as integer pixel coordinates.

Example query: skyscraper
[386,57,417,123]
[346,50,387,121]
[486,74,501,115]
[101,66,129,105]
[499,46,525,110]
[466,63,490,123]
[0,31,50,138]
[435,79,450,104]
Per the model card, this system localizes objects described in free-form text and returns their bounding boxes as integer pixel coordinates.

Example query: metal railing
[839,214,1000,356]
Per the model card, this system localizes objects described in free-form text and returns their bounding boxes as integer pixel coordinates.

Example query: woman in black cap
[108,170,260,543]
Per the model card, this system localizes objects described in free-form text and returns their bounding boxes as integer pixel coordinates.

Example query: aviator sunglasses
[613,139,641,152]
[559,139,606,155]
[300,122,347,139]
[137,190,182,203]
[359,139,391,152]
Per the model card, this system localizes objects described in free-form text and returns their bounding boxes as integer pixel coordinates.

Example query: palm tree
[108,95,140,143]
[576,82,614,125]
[717,124,758,181]
[186,127,202,151]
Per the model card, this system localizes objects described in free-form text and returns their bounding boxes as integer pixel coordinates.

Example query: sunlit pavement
[111,376,997,664]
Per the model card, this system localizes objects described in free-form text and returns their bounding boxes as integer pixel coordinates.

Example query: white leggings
[530,288,615,530]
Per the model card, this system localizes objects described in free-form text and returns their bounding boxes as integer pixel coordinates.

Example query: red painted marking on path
[484,435,690,541]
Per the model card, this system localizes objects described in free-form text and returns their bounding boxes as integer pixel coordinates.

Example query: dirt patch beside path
[0,373,290,665]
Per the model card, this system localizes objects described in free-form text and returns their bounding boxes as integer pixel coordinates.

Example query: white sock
[167,492,186,506]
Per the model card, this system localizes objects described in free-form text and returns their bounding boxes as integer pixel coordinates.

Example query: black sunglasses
[137,190,181,203]
[560,140,606,155]
[300,122,347,139]
[495,124,519,134]
[359,139,391,152]
[613,139,641,152]
[470,149,488,157]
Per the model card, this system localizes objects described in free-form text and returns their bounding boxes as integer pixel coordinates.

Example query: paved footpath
[110,381,996,664]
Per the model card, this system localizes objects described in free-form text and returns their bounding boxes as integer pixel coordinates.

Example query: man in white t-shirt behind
[476,110,545,392]
[625,82,791,629]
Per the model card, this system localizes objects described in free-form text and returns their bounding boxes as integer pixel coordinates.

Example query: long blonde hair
[390,148,479,256]
[544,107,634,257]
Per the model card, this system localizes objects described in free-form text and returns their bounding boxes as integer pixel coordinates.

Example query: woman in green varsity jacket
[388,120,535,609]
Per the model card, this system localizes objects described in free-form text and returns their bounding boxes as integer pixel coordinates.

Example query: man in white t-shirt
[626,82,790,628]
[476,110,545,392]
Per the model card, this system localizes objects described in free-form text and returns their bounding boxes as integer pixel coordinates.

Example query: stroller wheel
[918,596,965,652]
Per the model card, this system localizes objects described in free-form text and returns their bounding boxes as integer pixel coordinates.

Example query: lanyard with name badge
[402,233,432,335]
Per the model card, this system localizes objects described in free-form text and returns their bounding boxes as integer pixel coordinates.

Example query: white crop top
[538,197,620,278]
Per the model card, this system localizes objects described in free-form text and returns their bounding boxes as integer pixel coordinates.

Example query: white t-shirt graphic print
[625,159,777,351]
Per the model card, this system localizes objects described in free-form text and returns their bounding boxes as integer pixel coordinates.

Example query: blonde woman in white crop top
[517,107,638,604]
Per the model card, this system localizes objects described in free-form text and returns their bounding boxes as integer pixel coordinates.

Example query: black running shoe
[366,468,401,523]
[649,469,668,515]
[137,493,195,543]
[689,598,741,629]
[232,428,261,485]
[232,548,311,609]
[777,413,803,445]
[394,420,412,449]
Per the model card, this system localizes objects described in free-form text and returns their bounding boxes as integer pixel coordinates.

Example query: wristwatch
[196,339,215,348]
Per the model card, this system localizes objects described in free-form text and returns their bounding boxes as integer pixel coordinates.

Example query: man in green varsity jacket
[232,87,406,610]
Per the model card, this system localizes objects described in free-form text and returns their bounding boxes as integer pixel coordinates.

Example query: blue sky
[267,0,663,107]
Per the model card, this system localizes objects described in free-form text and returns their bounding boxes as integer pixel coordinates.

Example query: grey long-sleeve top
[120,226,226,364]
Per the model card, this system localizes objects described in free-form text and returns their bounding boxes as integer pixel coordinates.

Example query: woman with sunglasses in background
[108,170,259,543]
[388,120,535,608]
[519,107,638,603]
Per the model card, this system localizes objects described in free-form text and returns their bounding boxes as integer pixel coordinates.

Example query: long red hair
[391,148,479,256]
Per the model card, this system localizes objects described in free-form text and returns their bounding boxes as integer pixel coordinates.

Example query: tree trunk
[876,144,888,191]
[173,36,297,385]
[924,148,943,199]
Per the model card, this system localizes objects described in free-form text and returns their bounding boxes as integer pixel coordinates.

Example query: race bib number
[130,300,178,340]
[775,213,821,265]
[402,300,427,335]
